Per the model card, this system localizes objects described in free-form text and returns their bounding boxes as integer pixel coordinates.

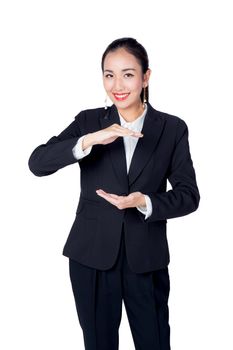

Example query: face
[102,48,151,112]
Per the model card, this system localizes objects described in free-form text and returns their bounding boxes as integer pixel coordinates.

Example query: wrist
[82,132,96,150]
[138,193,146,207]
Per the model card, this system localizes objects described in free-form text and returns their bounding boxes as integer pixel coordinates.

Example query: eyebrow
[104,68,136,73]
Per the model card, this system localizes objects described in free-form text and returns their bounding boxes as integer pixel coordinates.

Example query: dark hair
[101,37,149,103]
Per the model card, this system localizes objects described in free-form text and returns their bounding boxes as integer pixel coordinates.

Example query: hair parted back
[101,37,149,104]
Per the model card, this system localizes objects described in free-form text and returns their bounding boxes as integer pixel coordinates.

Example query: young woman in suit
[29,37,200,350]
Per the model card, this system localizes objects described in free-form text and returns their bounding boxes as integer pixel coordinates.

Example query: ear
[143,68,152,86]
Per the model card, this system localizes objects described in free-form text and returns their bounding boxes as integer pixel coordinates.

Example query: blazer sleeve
[145,119,200,222]
[28,110,86,177]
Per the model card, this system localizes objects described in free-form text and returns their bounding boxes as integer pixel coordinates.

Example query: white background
[1,0,232,349]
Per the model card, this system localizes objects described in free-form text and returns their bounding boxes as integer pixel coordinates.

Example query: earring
[143,87,147,103]
[143,87,147,108]
[104,95,108,109]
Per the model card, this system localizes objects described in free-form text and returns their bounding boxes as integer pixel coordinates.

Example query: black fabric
[69,223,170,350]
[28,102,200,273]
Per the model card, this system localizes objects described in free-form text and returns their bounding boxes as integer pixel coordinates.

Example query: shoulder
[74,106,106,122]
[76,106,106,117]
[153,109,189,138]
[148,103,189,140]
[155,109,187,129]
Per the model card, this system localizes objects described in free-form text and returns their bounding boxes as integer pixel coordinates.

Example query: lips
[113,93,130,101]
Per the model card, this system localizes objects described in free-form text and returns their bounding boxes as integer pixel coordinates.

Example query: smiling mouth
[113,93,130,101]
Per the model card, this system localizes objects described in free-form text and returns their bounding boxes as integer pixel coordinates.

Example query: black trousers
[69,223,171,350]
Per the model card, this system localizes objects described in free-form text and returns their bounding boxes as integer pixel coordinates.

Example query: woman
[28,37,200,350]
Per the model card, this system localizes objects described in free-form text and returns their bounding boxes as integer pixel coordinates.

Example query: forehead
[104,48,141,70]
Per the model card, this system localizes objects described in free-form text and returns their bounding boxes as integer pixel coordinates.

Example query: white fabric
[72,103,152,220]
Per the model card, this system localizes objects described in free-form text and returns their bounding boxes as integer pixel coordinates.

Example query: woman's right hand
[82,124,144,150]
[91,124,144,146]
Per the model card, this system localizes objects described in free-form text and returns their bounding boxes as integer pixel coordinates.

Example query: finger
[96,189,123,199]
[96,189,114,199]
[108,193,121,199]
[123,128,143,136]
[130,132,144,138]
[96,190,130,209]
[96,189,110,196]
[97,192,119,201]
[96,192,118,206]
[112,125,143,137]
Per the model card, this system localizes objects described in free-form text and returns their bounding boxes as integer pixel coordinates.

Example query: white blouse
[72,103,152,220]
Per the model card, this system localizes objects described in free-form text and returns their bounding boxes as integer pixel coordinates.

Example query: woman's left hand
[96,189,146,209]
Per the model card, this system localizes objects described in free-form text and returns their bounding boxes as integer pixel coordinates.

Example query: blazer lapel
[99,102,166,189]
[128,102,166,186]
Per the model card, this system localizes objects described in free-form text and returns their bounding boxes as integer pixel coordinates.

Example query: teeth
[115,94,129,98]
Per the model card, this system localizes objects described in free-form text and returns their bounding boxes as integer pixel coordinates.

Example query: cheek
[128,79,142,92]
[103,80,114,91]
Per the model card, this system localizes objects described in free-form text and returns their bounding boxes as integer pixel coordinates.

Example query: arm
[28,110,87,177]
[145,119,200,223]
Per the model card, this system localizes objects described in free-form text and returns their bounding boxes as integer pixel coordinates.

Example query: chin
[114,98,135,108]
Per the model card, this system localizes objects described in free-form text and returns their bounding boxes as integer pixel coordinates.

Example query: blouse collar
[118,103,148,127]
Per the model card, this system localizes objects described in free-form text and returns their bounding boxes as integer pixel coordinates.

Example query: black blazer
[28,102,200,273]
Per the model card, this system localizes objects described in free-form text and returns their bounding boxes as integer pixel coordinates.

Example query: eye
[125,73,134,78]
[105,74,113,78]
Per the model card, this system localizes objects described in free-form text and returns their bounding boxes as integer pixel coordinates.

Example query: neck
[117,101,145,122]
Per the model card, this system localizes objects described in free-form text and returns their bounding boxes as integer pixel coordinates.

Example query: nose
[113,77,124,91]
